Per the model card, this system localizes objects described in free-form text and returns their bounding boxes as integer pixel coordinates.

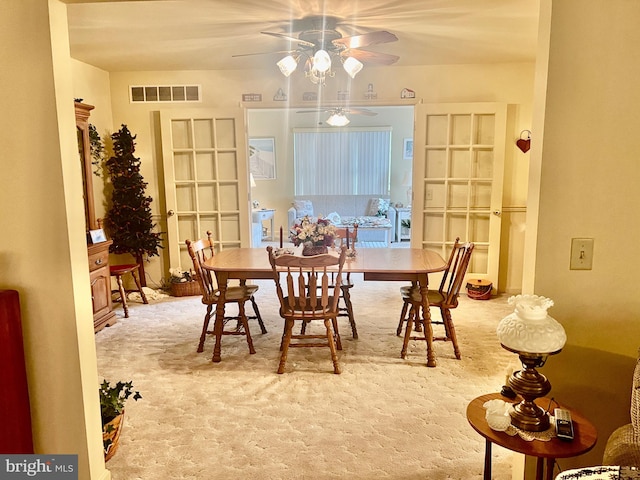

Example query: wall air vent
[129,85,201,103]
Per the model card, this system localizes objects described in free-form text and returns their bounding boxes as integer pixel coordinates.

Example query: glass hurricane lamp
[496,295,567,432]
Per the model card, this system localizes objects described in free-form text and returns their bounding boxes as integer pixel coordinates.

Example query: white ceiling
[66,0,540,72]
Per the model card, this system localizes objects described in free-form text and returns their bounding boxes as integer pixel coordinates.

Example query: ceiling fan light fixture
[326,113,350,127]
[312,49,332,73]
[343,56,363,78]
[277,55,298,77]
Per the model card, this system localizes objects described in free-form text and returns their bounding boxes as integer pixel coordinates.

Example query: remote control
[554,408,574,441]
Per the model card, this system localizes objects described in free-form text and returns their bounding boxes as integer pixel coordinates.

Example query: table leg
[484,439,492,480]
[544,458,555,480]
[212,271,229,363]
[535,457,544,480]
[419,273,436,367]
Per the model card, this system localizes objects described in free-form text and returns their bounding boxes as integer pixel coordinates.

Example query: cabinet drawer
[88,248,109,272]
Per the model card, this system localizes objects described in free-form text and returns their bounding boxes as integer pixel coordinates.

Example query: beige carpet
[96,276,518,479]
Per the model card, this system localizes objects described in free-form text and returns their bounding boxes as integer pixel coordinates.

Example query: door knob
[167,210,175,217]
[493,210,502,217]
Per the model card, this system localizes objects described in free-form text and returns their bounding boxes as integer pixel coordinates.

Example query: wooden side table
[467,393,597,480]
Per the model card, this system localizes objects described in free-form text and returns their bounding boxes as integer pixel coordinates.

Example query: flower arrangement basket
[170,277,202,297]
[302,244,329,256]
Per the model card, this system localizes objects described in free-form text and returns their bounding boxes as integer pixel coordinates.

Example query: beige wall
[524,0,640,471]
[0,1,109,479]
[100,62,534,291]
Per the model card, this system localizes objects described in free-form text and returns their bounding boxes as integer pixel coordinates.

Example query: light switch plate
[570,238,594,270]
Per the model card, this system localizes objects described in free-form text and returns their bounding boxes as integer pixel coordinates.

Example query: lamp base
[510,400,550,432]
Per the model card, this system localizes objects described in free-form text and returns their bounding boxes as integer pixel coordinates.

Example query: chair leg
[331,317,342,351]
[132,269,148,304]
[341,286,358,339]
[197,304,213,353]
[442,307,461,360]
[401,305,416,359]
[238,302,255,354]
[277,318,294,374]
[397,301,409,336]
[325,318,341,374]
[250,297,267,334]
[114,274,129,318]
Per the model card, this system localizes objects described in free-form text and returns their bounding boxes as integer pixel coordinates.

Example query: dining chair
[186,231,266,356]
[267,245,347,374]
[396,237,460,336]
[397,241,474,361]
[301,225,359,339]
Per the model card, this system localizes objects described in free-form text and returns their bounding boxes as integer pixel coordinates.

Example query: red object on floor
[0,290,34,453]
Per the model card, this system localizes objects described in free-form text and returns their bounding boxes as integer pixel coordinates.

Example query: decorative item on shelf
[289,215,336,256]
[337,91,350,101]
[242,93,262,102]
[517,130,531,153]
[168,268,202,297]
[401,88,415,99]
[273,88,287,101]
[496,295,567,432]
[364,83,377,100]
[100,379,141,461]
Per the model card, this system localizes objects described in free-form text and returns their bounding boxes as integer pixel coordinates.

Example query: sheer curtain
[293,127,391,195]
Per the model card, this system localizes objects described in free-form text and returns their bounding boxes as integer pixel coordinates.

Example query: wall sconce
[517,130,531,153]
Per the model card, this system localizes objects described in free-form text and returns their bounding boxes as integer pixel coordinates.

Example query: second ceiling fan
[297,107,377,126]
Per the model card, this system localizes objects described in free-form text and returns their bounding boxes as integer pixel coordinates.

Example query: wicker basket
[466,279,493,300]
[103,412,124,462]
[170,278,202,297]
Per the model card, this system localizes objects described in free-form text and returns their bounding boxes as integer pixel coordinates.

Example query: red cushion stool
[109,264,148,318]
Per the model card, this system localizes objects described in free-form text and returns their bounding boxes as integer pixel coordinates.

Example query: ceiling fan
[233,16,399,85]
[297,106,377,126]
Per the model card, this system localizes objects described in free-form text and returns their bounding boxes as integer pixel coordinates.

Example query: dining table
[202,247,447,366]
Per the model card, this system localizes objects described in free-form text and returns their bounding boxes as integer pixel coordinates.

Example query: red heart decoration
[516,138,531,153]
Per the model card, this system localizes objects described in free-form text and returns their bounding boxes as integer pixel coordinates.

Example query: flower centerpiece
[290,215,336,256]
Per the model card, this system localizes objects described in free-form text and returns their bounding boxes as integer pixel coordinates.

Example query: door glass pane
[177,214,197,242]
[475,114,495,144]
[446,213,467,240]
[175,184,195,211]
[450,149,471,178]
[196,152,216,180]
[470,182,492,209]
[218,152,239,180]
[425,182,445,208]
[448,182,469,209]
[194,119,214,148]
[426,115,447,145]
[215,119,236,148]
[219,184,239,211]
[423,213,443,242]
[469,213,490,242]
[171,120,192,149]
[174,152,194,181]
[200,215,218,237]
[475,149,494,178]
[451,115,471,145]
[179,246,192,272]
[470,244,488,274]
[221,213,241,241]
[425,149,446,177]
[197,184,217,210]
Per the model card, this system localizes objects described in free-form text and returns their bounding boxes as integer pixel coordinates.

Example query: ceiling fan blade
[261,31,315,48]
[332,31,398,49]
[347,108,377,116]
[343,49,399,65]
[232,50,295,58]
[296,109,328,114]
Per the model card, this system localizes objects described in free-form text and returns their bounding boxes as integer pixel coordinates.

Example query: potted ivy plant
[100,379,141,461]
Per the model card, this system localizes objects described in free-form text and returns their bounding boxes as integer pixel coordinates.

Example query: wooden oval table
[467,392,597,480]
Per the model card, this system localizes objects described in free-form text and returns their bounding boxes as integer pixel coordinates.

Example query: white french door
[160,108,250,272]
[413,103,507,289]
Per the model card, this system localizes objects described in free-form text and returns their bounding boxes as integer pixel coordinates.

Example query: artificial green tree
[103,125,162,286]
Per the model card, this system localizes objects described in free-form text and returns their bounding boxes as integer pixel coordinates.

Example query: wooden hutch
[75,101,116,332]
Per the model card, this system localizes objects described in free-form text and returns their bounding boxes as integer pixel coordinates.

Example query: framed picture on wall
[249,137,276,180]
[403,138,413,160]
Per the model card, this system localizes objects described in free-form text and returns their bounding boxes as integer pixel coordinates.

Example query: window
[293,127,391,195]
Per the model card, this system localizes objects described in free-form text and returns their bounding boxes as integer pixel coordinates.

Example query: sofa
[287,195,396,244]
[602,348,640,467]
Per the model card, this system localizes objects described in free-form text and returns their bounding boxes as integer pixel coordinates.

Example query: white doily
[483,400,557,442]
